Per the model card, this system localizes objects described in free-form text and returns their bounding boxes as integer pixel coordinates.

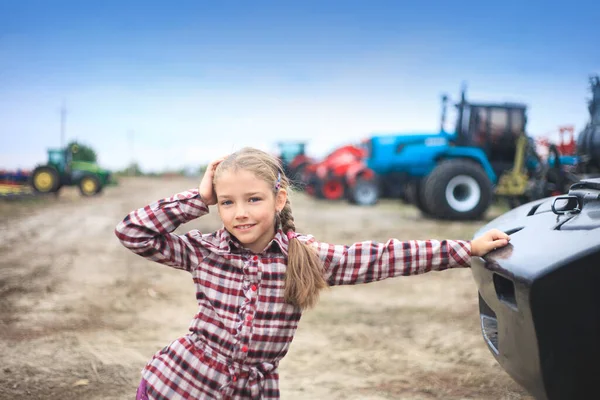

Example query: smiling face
[215,168,287,253]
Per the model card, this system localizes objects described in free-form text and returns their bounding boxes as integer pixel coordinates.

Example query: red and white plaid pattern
[115,188,471,399]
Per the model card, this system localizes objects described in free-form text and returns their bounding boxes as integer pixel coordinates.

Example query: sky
[1,0,599,172]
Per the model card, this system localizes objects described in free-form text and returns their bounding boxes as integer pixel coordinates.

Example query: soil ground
[0,177,533,399]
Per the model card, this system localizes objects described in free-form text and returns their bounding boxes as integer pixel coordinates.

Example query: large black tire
[30,166,61,194]
[304,174,319,197]
[423,159,492,220]
[411,178,434,217]
[348,178,379,206]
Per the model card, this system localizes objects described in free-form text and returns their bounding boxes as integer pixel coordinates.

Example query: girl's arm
[114,188,210,271]
[310,238,471,286]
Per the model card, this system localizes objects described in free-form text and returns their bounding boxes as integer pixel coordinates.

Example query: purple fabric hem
[136,378,149,400]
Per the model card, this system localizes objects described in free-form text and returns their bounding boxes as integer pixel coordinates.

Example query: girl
[116,147,509,400]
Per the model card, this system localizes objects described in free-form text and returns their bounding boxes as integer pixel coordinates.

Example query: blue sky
[1,0,599,172]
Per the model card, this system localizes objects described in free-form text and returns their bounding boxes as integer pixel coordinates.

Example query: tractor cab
[47,149,69,172]
[451,91,527,178]
[277,141,306,166]
[275,141,312,185]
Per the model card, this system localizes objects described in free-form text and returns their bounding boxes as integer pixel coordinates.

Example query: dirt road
[0,177,532,399]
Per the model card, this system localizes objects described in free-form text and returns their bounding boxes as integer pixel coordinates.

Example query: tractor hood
[365,131,455,174]
[72,160,110,175]
[370,131,452,146]
[470,178,600,400]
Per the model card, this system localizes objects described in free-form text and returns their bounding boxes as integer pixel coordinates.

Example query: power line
[128,130,135,176]
[60,99,67,148]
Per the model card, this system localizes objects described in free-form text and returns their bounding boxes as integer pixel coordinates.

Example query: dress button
[251,285,257,292]
[246,314,253,322]
[253,255,258,261]
[232,375,237,382]
[241,345,248,353]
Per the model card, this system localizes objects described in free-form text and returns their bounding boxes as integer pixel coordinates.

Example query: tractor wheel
[313,178,326,199]
[79,175,102,196]
[31,166,60,194]
[411,179,433,217]
[348,178,379,206]
[303,173,319,197]
[423,159,492,220]
[320,178,345,201]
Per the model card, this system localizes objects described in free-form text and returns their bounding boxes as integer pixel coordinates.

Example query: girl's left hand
[471,228,511,257]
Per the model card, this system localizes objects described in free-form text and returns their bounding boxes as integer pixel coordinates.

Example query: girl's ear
[275,189,287,211]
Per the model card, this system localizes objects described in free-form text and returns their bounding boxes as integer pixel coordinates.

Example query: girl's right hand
[199,156,226,205]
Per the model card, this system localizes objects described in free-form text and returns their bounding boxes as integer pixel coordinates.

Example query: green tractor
[30,143,115,196]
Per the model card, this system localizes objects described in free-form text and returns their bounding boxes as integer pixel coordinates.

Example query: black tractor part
[404,179,433,217]
[470,178,600,400]
[576,124,600,173]
[422,159,493,220]
[576,76,600,173]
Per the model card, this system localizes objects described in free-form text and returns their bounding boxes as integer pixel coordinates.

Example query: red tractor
[303,143,379,205]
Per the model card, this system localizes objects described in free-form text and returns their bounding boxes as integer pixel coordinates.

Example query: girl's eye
[249,197,262,203]
[220,200,232,206]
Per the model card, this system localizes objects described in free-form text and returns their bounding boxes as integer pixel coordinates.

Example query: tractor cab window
[488,107,513,167]
[510,108,525,137]
[489,108,509,144]
[472,107,488,147]
[48,150,65,166]
[278,142,305,165]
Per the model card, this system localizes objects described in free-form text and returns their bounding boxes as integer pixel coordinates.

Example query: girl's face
[215,169,287,254]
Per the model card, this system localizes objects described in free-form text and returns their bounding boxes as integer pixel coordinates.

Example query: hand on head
[199,156,227,205]
[471,228,511,257]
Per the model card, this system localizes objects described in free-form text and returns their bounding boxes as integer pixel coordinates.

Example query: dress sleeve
[310,238,471,286]
[114,188,210,271]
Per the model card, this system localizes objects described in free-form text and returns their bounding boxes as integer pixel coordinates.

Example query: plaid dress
[115,188,471,399]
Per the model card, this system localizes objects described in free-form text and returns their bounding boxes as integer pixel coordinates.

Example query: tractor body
[362,86,578,219]
[31,145,115,196]
[471,178,600,400]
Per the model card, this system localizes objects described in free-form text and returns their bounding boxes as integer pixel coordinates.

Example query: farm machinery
[29,143,115,196]
[276,141,378,205]
[360,79,600,220]
[277,77,600,220]
[467,78,600,399]
[471,177,600,400]
[288,89,578,216]
[276,141,313,186]
[0,169,34,197]
[301,144,378,204]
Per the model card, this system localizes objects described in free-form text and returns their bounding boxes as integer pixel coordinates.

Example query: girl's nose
[234,204,248,218]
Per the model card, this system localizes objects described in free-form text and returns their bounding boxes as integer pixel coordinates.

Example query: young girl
[115,147,509,400]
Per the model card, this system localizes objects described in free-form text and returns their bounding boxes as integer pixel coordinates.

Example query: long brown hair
[214,147,328,309]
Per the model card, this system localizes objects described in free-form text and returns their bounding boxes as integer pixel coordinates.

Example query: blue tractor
[363,87,573,220]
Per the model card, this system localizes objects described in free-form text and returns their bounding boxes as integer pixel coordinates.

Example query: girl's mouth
[235,224,256,231]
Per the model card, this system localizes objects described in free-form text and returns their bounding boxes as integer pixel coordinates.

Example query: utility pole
[128,130,135,176]
[60,100,67,148]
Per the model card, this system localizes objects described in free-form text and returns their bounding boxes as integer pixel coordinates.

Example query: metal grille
[481,315,499,354]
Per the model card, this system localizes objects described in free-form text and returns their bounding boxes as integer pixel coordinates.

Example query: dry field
[0,177,533,399]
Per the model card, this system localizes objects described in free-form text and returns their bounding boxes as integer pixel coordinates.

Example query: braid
[280,193,328,310]
[279,198,295,233]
